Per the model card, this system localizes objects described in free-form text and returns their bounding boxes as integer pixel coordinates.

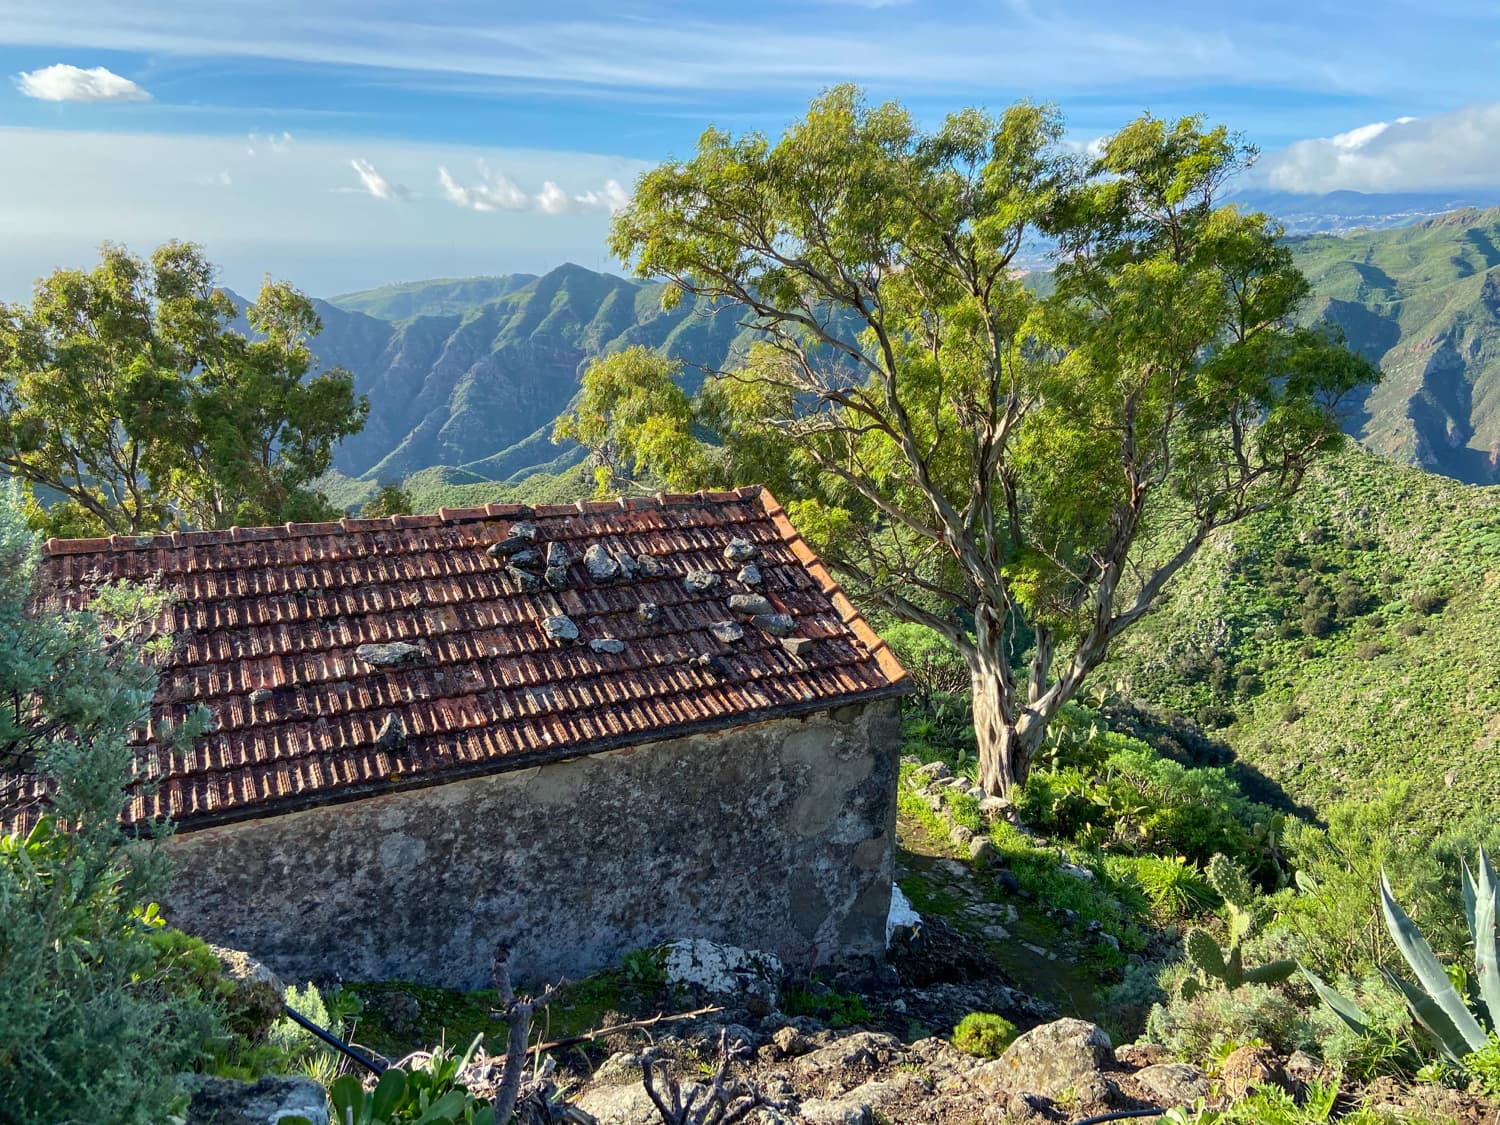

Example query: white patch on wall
[886,883,921,946]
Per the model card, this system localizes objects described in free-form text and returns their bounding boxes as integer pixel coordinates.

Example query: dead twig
[533,1006,725,1054]
[491,945,568,1125]
[640,1029,774,1125]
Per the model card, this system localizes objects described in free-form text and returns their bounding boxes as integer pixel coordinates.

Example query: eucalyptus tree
[561,87,1379,795]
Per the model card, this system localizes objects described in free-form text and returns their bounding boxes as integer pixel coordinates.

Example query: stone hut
[7,487,909,989]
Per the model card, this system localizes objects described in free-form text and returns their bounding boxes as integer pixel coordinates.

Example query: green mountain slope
[308,264,761,484]
[1292,208,1500,483]
[328,275,538,320]
[1106,447,1500,824]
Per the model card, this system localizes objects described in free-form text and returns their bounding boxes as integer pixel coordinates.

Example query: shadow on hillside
[1102,702,1322,825]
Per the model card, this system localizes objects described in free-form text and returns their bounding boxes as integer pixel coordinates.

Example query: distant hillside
[1292,208,1500,483]
[328,275,538,321]
[1106,447,1500,825]
[292,210,1500,506]
[302,264,767,486]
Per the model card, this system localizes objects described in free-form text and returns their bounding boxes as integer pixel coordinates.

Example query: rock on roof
[3,486,908,834]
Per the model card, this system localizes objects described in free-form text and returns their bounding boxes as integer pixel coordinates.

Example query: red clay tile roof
[2,486,908,834]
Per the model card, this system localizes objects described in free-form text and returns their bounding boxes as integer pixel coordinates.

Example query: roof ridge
[41,485,775,556]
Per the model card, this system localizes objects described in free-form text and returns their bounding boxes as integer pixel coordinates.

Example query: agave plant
[1303,848,1500,1064]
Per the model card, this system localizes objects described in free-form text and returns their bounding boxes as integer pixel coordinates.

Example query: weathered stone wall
[163,699,900,989]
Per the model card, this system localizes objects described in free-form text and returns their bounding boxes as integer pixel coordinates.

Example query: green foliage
[0,481,223,1124]
[599,86,1375,796]
[322,1039,495,1125]
[620,945,668,992]
[1304,849,1500,1072]
[1178,857,1296,998]
[1462,1034,1500,1099]
[951,1012,1019,1058]
[362,482,417,518]
[781,986,872,1028]
[0,241,367,535]
[1107,446,1500,825]
[1145,982,1310,1064]
[1160,1079,1425,1124]
[269,982,362,1086]
[882,623,971,698]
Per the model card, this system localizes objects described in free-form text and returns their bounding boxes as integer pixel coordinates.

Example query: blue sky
[2,0,1498,300]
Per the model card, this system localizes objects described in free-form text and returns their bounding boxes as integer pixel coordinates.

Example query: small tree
[572,87,1379,795]
[0,481,216,1123]
[0,241,368,536]
[361,481,417,519]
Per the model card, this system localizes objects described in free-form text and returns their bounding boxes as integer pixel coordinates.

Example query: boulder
[798,1097,871,1125]
[983,1018,1113,1097]
[180,1075,328,1125]
[575,1080,687,1125]
[792,1032,902,1083]
[1133,1062,1210,1107]
[663,939,782,1012]
[913,761,952,782]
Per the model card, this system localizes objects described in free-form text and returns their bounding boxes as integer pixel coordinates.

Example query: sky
[2,0,1499,301]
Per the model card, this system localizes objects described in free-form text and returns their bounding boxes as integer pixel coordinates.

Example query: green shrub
[782,986,871,1028]
[951,1013,1019,1058]
[0,483,225,1124]
[1145,982,1309,1064]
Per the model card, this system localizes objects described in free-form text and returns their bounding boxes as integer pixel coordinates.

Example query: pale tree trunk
[969,603,1049,798]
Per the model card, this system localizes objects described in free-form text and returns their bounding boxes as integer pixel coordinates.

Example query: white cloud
[1257,102,1500,193]
[442,165,630,215]
[438,162,529,211]
[348,157,409,201]
[15,63,149,102]
[247,130,294,157]
[196,169,232,187]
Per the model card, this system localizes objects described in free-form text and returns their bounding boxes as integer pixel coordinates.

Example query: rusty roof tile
[3,486,908,835]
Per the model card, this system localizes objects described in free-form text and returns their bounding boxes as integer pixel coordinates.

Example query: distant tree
[361,481,416,519]
[0,241,367,536]
[568,87,1380,796]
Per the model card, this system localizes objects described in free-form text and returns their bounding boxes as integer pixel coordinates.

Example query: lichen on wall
[163,699,900,989]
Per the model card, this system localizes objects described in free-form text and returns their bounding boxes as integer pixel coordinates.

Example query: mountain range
[280,205,1500,510]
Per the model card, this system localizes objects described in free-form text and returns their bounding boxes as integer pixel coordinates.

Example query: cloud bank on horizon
[1,0,1498,297]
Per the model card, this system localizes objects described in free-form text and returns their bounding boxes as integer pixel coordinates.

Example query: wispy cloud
[438,162,529,211]
[440,164,630,215]
[348,157,410,201]
[15,63,150,102]
[247,130,295,156]
[1255,102,1500,193]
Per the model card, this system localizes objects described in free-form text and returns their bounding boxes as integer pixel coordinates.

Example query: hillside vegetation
[1107,446,1500,823]
[1297,207,1500,482]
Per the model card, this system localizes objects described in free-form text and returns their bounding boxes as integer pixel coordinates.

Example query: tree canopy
[562,87,1380,795]
[0,241,368,536]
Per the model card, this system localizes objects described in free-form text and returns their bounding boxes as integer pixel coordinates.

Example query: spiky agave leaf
[1381,966,1477,1064]
[1476,883,1500,1033]
[1300,965,1371,1036]
[1380,871,1488,1054]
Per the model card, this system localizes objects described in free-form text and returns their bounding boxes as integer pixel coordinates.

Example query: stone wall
[163,699,901,989]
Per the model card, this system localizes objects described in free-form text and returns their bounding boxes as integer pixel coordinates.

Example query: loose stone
[753,613,796,636]
[737,563,762,586]
[728,593,775,615]
[781,636,816,657]
[508,547,541,567]
[584,544,620,581]
[685,569,721,593]
[485,535,531,558]
[249,688,274,705]
[637,602,660,625]
[507,565,541,592]
[636,554,664,577]
[709,621,745,644]
[723,538,759,564]
[508,521,539,541]
[545,541,570,567]
[542,615,579,642]
[355,641,425,667]
[375,714,406,752]
[545,566,568,589]
[590,637,626,655]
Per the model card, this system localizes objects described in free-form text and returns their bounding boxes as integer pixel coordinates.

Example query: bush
[1409,588,1447,615]
[0,483,222,1124]
[952,1012,1019,1058]
[1145,983,1309,1064]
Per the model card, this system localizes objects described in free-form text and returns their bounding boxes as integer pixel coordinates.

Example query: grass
[1106,445,1500,827]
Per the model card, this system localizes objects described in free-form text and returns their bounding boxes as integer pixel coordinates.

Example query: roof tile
[5,486,907,834]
